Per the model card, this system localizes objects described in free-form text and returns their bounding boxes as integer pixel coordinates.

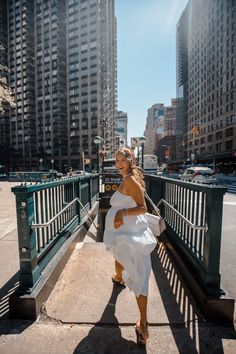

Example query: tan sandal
[135,321,149,346]
[111,274,125,285]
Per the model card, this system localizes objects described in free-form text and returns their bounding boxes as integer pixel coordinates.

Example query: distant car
[49,169,63,178]
[178,167,217,184]
[72,170,91,176]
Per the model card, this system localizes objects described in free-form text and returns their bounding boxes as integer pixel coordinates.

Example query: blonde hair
[116,147,145,189]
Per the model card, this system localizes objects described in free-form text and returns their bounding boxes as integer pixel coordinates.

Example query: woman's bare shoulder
[125,175,142,190]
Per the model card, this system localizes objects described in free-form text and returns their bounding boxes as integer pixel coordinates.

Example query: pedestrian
[103,147,156,345]
[67,167,73,176]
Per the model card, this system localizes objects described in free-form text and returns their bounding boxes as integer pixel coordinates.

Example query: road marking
[223,202,236,206]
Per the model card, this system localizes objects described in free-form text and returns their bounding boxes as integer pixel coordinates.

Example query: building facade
[115,110,127,148]
[176,2,188,162]
[144,103,165,155]
[4,0,117,171]
[0,0,9,164]
[154,99,177,164]
[177,0,236,171]
[143,101,177,165]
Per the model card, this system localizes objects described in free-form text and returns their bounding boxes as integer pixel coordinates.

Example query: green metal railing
[145,175,227,297]
[11,174,99,293]
[9,171,52,182]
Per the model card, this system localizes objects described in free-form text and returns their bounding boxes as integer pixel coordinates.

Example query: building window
[225,140,233,150]
[226,127,233,137]
[216,131,222,139]
[208,134,213,142]
[216,143,222,152]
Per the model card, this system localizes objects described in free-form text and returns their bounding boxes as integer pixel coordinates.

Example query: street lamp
[139,136,147,170]
[39,158,43,178]
[94,135,102,172]
[39,158,43,171]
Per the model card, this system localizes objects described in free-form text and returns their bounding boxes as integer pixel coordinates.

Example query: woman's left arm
[122,176,147,216]
[113,176,147,229]
[114,176,147,229]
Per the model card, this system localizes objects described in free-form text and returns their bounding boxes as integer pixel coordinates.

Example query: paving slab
[0,182,18,239]
[46,242,201,325]
[0,229,19,288]
[0,319,235,354]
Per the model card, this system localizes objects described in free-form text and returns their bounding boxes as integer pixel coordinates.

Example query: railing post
[12,187,40,292]
[76,179,81,223]
[89,175,92,208]
[204,187,227,295]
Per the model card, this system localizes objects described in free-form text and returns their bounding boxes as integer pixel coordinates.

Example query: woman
[103,147,156,345]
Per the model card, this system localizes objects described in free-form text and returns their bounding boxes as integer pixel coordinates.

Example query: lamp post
[101,119,108,158]
[139,136,147,170]
[51,159,54,178]
[39,158,43,171]
[39,158,43,179]
[94,135,102,173]
[24,136,32,170]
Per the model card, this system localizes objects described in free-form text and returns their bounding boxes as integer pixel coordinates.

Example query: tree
[0,45,15,113]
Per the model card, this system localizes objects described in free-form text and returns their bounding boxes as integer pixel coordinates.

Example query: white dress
[103,190,156,297]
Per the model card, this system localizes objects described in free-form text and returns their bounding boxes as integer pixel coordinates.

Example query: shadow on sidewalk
[0,271,33,335]
[151,237,236,353]
[73,283,147,354]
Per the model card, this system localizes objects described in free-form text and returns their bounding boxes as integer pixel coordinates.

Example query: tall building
[4,0,117,171]
[177,0,236,170]
[0,0,10,164]
[66,0,117,170]
[176,2,188,162]
[144,103,165,155]
[155,99,177,163]
[115,110,127,148]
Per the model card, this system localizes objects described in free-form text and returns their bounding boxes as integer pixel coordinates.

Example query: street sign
[131,137,140,147]
[131,137,147,147]
[104,173,122,193]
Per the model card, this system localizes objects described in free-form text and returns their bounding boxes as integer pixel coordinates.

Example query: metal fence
[145,175,227,297]
[11,174,99,293]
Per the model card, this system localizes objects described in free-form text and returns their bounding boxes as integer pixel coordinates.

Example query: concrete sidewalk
[1,237,236,353]
[0,181,235,353]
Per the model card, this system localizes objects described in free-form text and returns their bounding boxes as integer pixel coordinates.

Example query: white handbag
[145,192,166,236]
[146,213,161,236]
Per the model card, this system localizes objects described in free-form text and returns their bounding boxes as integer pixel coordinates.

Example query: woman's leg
[135,294,149,344]
[115,259,124,279]
[136,294,148,326]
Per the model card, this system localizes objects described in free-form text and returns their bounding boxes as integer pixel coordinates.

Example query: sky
[115,0,189,144]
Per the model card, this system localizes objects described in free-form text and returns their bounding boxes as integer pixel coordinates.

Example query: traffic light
[192,126,200,137]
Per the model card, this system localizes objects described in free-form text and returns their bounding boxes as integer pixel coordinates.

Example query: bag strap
[144,191,161,217]
[76,196,99,230]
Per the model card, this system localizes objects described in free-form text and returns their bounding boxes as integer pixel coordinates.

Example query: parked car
[178,167,217,184]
